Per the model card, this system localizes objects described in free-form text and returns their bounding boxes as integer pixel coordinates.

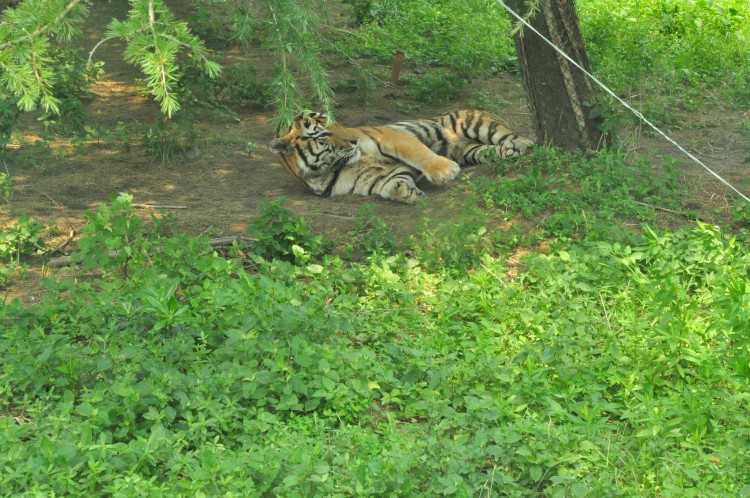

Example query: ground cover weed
[472,147,689,240]
[245,198,331,263]
[579,0,750,112]
[2,193,750,495]
[0,215,47,286]
[345,203,398,258]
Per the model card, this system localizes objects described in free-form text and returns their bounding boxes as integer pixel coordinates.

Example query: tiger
[269,110,533,203]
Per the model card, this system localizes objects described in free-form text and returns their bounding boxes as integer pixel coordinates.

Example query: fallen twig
[46,230,75,256]
[634,200,698,219]
[133,203,187,209]
[320,210,354,219]
[208,235,258,248]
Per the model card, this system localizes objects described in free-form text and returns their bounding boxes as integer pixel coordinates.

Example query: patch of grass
[405,69,466,104]
[471,147,691,240]
[1,191,749,495]
[335,0,516,76]
[245,198,332,263]
[0,215,48,286]
[338,0,750,123]
[141,114,199,163]
[579,0,750,113]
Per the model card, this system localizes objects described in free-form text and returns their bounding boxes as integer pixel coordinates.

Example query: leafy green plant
[340,0,401,24]
[0,96,19,151]
[3,216,750,495]
[245,140,260,153]
[180,62,273,116]
[346,203,398,258]
[0,215,46,261]
[0,170,11,203]
[337,68,377,106]
[0,215,46,286]
[579,0,750,106]
[70,192,148,276]
[335,0,516,78]
[474,147,689,240]
[104,121,133,159]
[731,198,750,226]
[410,200,496,271]
[141,114,198,162]
[38,48,104,135]
[406,69,465,104]
[246,198,331,263]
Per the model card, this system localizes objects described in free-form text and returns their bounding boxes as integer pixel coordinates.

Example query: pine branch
[0,0,89,52]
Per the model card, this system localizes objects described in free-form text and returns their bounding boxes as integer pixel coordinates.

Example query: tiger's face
[269,113,361,180]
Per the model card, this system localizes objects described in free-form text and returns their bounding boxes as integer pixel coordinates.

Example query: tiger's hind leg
[376,167,425,204]
[496,136,533,159]
[437,110,534,164]
[342,161,425,204]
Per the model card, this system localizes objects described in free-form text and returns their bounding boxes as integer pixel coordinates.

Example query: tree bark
[505,0,608,151]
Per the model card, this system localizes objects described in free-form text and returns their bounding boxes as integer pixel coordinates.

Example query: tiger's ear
[268,138,293,155]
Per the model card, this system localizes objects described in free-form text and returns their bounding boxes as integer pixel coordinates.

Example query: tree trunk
[505,0,608,151]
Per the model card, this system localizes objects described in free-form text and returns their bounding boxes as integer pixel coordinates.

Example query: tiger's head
[269,112,361,181]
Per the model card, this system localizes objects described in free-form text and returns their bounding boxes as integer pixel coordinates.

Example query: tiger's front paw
[500,137,534,159]
[422,158,460,184]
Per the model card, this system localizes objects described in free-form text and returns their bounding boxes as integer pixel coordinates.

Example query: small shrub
[0,171,11,203]
[731,198,750,226]
[0,216,46,262]
[0,215,47,286]
[0,97,19,151]
[181,63,273,114]
[406,69,465,104]
[337,68,376,106]
[141,114,198,162]
[39,48,104,135]
[246,198,331,263]
[346,204,398,258]
[71,192,148,276]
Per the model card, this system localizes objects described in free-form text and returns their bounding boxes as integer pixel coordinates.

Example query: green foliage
[106,0,221,118]
[0,96,19,150]
[103,122,133,159]
[0,0,90,114]
[70,192,149,276]
[188,0,258,48]
[472,147,689,240]
[246,198,331,263]
[336,0,516,77]
[732,198,750,226]
[2,203,750,495]
[579,0,750,108]
[337,68,376,106]
[141,114,198,162]
[259,0,335,129]
[182,62,273,115]
[346,203,398,258]
[0,215,45,260]
[39,48,103,134]
[406,68,465,104]
[0,170,11,203]
[0,215,46,286]
[185,0,335,127]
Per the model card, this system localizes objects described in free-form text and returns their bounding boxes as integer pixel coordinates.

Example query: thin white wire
[495,0,750,205]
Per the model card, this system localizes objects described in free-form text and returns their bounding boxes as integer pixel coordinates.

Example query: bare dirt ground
[2,1,749,302]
